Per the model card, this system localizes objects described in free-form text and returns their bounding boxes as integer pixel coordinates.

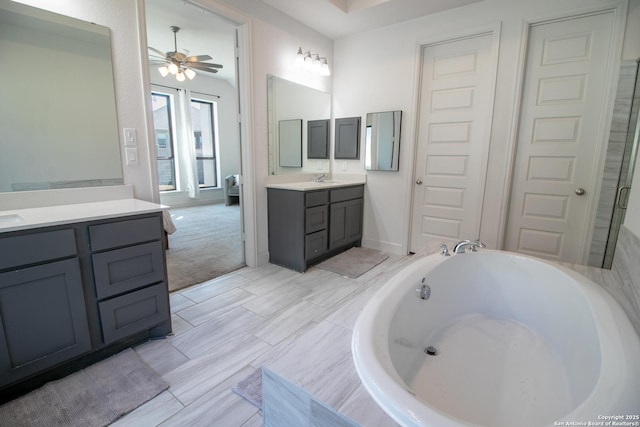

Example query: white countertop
[0,199,166,233]
[265,180,366,191]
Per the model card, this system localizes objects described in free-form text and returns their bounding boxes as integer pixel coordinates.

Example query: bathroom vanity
[0,198,170,398]
[267,182,364,272]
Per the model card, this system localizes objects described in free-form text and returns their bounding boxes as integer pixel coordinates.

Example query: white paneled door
[505,12,615,263]
[410,33,496,253]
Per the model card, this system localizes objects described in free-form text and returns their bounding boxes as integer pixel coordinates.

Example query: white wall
[244,18,333,264]
[333,0,637,254]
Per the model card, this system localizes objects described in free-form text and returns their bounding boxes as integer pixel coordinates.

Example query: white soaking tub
[352,250,640,427]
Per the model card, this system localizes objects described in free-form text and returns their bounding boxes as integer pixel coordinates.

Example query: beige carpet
[166,203,244,292]
[316,247,389,278]
[0,348,168,427]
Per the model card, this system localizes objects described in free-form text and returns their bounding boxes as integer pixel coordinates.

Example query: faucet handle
[440,244,450,256]
[472,240,486,251]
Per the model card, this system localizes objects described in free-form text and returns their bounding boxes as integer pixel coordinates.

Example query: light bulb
[304,51,313,69]
[184,68,196,80]
[168,63,179,75]
[321,59,330,76]
[158,66,169,77]
[295,47,304,66]
[176,70,185,82]
[313,54,321,70]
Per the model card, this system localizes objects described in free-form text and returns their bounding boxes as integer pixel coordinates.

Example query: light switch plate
[123,128,137,147]
[125,147,139,165]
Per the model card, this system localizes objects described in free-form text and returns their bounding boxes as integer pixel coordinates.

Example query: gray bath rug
[0,348,168,427]
[316,247,389,278]
[232,367,263,409]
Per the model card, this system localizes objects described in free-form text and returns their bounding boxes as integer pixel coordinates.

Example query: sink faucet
[314,174,327,183]
[453,239,486,254]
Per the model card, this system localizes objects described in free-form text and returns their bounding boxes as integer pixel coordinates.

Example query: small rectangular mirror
[279,119,302,167]
[365,110,402,171]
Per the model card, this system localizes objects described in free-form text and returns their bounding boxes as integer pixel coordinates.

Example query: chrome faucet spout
[314,174,328,183]
[453,239,486,254]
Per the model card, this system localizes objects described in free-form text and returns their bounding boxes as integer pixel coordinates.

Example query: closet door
[410,33,496,252]
[505,11,616,263]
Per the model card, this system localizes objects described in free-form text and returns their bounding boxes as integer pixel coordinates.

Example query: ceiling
[257,0,484,39]
[145,0,485,84]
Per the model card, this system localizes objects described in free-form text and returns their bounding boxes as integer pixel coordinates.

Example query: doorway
[145,0,245,291]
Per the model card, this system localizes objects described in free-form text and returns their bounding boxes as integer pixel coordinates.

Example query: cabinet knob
[575,188,586,196]
[416,179,423,185]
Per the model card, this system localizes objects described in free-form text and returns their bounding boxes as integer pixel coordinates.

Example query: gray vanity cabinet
[0,212,170,394]
[268,184,364,272]
[0,229,91,387]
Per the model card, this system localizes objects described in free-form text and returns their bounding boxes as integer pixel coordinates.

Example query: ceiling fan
[148,26,222,81]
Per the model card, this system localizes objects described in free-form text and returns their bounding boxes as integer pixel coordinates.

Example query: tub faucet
[453,239,486,254]
[315,173,327,183]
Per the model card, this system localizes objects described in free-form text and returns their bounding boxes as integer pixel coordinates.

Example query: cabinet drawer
[305,230,327,260]
[305,190,328,207]
[98,283,169,345]
[0,229,76,270]
[305,205,328,234]
[89,216,161,251]
[330,186,364,203]
[92,241,165,299]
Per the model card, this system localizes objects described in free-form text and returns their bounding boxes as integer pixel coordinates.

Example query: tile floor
[112,251,414,427]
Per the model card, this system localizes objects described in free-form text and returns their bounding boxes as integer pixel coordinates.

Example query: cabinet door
[0,258,91,387]
[307,119,329,159]
[329,198,363,250]
[305,230,328,260]
[334,117,361,159]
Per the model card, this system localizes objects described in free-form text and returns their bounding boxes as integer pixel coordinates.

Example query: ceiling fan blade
[186,54,212,62]
[187,64,219,73]
[148,46,167,57]
[188,61,223,69]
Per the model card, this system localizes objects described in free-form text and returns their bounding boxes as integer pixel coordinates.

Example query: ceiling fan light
[168,62,179,75]
[184,68,196,80]
[158,66,169,77]
[175,70,186,82]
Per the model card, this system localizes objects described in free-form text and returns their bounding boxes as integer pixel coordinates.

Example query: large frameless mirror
[365,110,402,171]
[267,75,331,175]
[0,0,122,192]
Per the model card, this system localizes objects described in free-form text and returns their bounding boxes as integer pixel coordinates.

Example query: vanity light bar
[295,47,330,76]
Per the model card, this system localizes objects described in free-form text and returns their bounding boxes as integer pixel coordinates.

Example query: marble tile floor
[112,252,412,427]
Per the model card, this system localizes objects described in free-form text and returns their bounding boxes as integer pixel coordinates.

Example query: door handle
[416,179,423,185]
[616,185,631,209]
[575,188,585,196]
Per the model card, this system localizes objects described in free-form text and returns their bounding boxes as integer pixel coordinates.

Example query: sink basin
[0,214,25,226]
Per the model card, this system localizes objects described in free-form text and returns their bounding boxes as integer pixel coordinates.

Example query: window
[191,99,217,188]
[151,90,220,193]
[151,93,176,191]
